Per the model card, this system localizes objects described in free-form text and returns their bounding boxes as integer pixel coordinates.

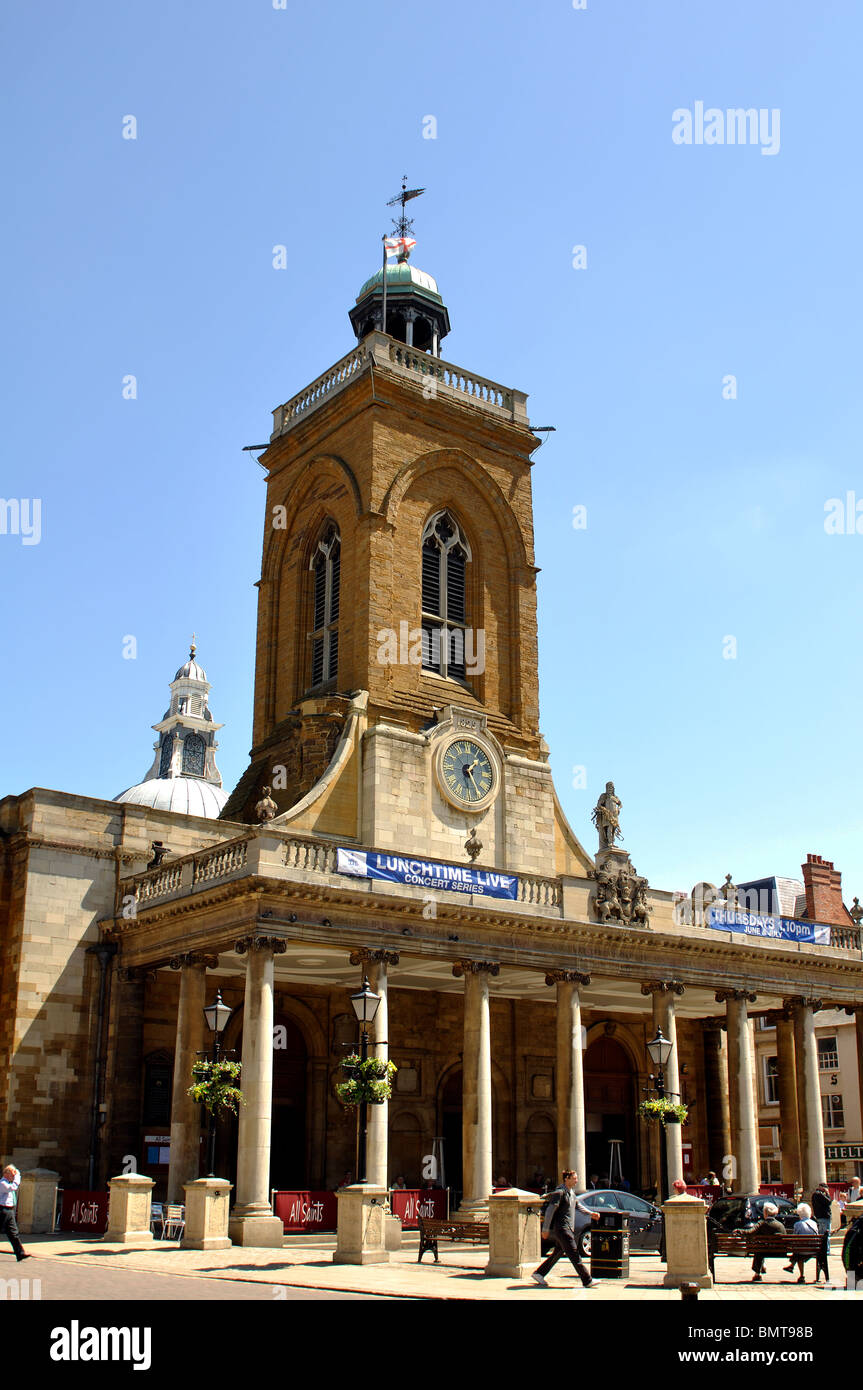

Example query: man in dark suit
[748,1201,787,1282]
[532,1170,601,1289]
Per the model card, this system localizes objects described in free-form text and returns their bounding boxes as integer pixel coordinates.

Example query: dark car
[706,1194,797,1234]
[570,1189,664,1257]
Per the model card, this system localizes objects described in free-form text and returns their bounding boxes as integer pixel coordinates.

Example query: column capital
[169,952,218,970]
[234,935,287,955]
[762,1006,792,1026]
[452,960,499,978]
[715,988,757,1004]
[641,980,685,997]
[784,995,823,1012]
[545,969,591,987]
[349,948,400,967]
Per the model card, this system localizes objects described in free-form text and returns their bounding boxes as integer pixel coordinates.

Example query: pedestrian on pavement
[748,1202,786,1282]
[0,1165,30,1262]
[846,1176,861,1205]
[531,1170,601,1290]
[811,1181,833,1261]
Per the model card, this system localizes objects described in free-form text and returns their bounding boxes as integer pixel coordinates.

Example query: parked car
[570,1189,664,1257]
[706,1194,797,1234]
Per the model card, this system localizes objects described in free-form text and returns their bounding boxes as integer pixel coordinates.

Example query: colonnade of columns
[164,943,842,1221]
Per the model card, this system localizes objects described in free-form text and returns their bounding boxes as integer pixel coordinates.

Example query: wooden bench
[417,1215,488,1263]
[708,1230,827,1282]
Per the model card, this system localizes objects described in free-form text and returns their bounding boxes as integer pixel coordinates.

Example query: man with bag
[532,1170,601,1289]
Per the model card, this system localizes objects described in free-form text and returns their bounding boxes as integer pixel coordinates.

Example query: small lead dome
[349,259,451,354]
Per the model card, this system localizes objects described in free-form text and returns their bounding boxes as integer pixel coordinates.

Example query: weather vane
[386,175,425,239]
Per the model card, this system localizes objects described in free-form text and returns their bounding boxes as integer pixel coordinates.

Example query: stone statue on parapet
[255,786,278,823]
[592,781,623,851]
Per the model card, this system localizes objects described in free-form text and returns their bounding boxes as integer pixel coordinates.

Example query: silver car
[572,1189,664,1258]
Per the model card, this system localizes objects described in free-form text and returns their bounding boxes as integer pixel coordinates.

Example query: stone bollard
[103,1173,155,1246]
[182,1178,233,1251]
[333,1185,391,1265]
[485,1187,541,1279]
[16,1169,60,1234]
[662,1190,712,1289]
[384,1214,402,1251]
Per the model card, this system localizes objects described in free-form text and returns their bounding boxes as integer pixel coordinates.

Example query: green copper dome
[355,261,444,306]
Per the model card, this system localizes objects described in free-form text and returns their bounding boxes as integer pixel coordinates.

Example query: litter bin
[590,1209,630,1279]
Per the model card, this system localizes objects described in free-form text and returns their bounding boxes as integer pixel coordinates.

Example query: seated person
[785,1203,828,1284]
[747,1202,786,1282]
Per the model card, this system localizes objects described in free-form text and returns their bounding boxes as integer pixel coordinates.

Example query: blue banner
[337,848,518,900]
[708,907,830,945]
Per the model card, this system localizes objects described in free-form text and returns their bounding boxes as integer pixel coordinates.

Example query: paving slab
[12,1233,852,1301]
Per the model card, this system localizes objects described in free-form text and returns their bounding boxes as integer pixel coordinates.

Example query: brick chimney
[800,854,854,926]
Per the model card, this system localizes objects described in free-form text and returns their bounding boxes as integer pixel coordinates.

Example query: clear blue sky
[3,0,862,903]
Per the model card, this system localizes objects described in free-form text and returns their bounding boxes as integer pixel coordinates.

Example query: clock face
[439,738,496,807]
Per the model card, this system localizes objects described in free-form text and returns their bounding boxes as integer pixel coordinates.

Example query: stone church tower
[223,248,590,879]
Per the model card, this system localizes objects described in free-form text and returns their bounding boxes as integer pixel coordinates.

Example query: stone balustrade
[517,873,562,908]
[271,343,370,434]
[270,333,529,439]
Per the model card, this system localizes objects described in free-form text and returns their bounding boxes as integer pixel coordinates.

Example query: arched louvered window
[182,732,206,777]
[309,523,340,688]
[158,735,174,778]
[421,511,471,682]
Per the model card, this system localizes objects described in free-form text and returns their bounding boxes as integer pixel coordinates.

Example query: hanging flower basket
[637,1097,688,1127]
[336,1055,397,1108]
[188,1058,245,1115]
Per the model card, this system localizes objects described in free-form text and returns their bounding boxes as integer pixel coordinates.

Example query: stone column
[847,1006,863,1155]
[351,948,399,1189]
[546,969,590,1182]
[769,1008,801,1187]
[702,1023,731,1177]
[789,996,827,1192]
[453,960,498,1218]
[167,954,212,1203]
[717,989,759,1193]
[228,934,286,1247]
[642,981,685,1194]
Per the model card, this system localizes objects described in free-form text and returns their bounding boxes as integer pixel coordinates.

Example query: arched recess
[524,1113,556,1186]
[382,448,531,570]
[434,1056,511,1200]
[389,1111,423,1189]
[257,457,357,730]
[583,1031,640,1190]
[384,448,534,723]
[215,992,330,1189]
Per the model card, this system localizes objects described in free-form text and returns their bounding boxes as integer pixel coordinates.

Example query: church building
[2,231,862,1240]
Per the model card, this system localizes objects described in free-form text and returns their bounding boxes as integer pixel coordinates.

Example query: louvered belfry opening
[421,510,470,683]
[309,522,340,689]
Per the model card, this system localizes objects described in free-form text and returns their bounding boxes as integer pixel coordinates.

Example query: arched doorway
[270,1016,307,1189]
[217,1014,308,1191]
[389,1112,423,1188]
[584,1034,637,1188]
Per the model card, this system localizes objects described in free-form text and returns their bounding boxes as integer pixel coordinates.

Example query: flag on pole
[383,236,416,259]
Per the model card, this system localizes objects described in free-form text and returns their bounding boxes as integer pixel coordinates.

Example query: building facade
[2,251,863,1233]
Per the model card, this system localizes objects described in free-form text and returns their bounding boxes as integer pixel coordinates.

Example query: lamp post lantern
[201,990,233,1178]
[350,976,381,1184]
[645,1027,674,1203]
